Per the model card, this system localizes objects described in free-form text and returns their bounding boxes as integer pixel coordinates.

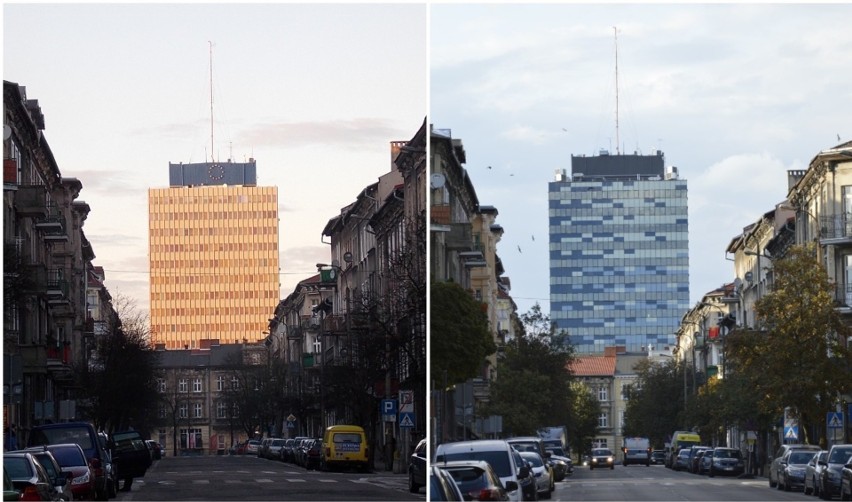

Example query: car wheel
[785,476,791,491]
[610,464,614,470]
[709,467,714,478]
[409,472,419,493]
[108,478,117,498]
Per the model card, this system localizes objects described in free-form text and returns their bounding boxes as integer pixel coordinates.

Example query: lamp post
[315,263,339,435]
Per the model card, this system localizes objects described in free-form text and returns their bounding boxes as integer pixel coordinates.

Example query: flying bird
[517,245,522,253]
[531,235,535,241]
[486,165,492,169]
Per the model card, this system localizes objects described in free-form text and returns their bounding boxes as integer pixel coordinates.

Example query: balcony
[46,269,69,304]
[446,223,474,250]
[4,158,19,186]
[431,204,450,225]
[287,325,303,340]
[324,314,347,334]
[303,353,316,368]
[36,204,68,242]
[833,283,852,310]
[820,214,852,245]
[14,184,48,218]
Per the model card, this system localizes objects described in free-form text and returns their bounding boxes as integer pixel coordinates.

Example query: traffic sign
[399,412,415,428]
[399,390,414,413]
[827,412,844,429]
[784,425,798,440]
[381,399,397,418]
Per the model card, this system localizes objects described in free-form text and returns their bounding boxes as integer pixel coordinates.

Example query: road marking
[256,479,274,483]
[318,479,337,483]
[287,479,306,483]
[191,480,210,484]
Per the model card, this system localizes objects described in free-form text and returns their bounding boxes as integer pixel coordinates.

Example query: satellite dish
[430,173,446,189]
[3,125,11,140]
[343,252,353,264]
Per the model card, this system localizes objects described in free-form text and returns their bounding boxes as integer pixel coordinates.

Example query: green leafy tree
[735,243,852,443]
[430,281,496,386]
[482,303,575,436]
[568,382,600,459]
[623,359,689,449]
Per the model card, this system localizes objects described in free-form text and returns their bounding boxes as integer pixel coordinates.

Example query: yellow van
[321,425,369,472]
[666,430,701,468]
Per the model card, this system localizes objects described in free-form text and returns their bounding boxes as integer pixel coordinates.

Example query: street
[115,454,423,501]
[552,464,815,501]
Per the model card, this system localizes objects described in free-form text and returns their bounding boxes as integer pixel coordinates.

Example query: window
[157,379,166,393]
[598,385,608,402]
[179,403,188,418]
[216,402,227,419]
[231,376,239,390]
[193,403,203,418]
[216,375,225,392]
[192,378,202,393]
[178,379,188,393]
[179,428,202,450]
[158,406,166,419]
[598,413,609,428]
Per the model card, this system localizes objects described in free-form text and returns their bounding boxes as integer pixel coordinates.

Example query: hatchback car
[589,448,615,470]
[651,450,667,465]
[267,439,286,460]
[408,438,427,493]
[818,444,852,500]
[840,459,852,501]
[673,448,691,471]
[3,451,55,501]
[245,440,261,455]
[805,451,828,496]
[705,447,744,478]
[20,447,72,501]
[430,465,464,501]
[42,443,97,500]
[769,443,820,489]
[435,440,527,502]
[28,422,111,501]
[519,451,554,499]
[779,448,816,491]
[440,460,512,501]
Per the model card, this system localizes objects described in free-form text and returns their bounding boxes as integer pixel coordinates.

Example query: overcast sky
[4,3,426,316]
[431,3,852,317]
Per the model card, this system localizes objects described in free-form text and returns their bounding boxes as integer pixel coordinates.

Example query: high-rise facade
[548,152,689,353]
[148,160,279,349]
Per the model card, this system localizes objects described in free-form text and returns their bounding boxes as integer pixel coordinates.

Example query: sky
[431,3,852,317]
[4,3,427,317]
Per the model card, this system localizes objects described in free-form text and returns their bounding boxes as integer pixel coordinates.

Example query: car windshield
[438,451,511,478]
[30,426,93,450]
[509,442,538,453]
[789,451,814,464]
[828,447,852,464]
[32,454,59,478]
[521,453,543,467]
[3,457,34,480]
[272,439,285,447]
[49,447,87,467]
[546,447,565,456]
[713,449,741,459]
[445,466,489,493]
[592,449,612,456]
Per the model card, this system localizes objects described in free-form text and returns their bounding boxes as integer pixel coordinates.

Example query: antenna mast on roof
[209,40,215,163]
[614,26,620,156]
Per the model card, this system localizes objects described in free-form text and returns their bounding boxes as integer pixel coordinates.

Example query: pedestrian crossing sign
[399,412,415,428]
[784,425,798,440]
[827,412,844,429]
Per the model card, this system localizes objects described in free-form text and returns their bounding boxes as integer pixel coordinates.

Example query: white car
[435,439,527,502]
[519,450,554,499]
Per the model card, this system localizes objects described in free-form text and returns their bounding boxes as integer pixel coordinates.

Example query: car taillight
[474,488,500,501]
[325,447,331,457]
[20,485,42,501]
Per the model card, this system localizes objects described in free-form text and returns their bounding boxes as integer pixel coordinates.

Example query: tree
[623,359,689,449]
[746,243,852,443]
[568,382,600,458]
[75,294,160,434]
[430,281,496,386]
[482,303,575,436]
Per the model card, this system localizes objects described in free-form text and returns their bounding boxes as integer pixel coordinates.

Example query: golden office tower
[148,160,280,349]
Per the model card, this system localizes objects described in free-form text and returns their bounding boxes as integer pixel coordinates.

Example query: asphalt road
[552,463,816,501]
[115,454,423,501]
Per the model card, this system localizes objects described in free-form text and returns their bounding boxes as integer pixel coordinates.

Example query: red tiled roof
[569,355,616,376]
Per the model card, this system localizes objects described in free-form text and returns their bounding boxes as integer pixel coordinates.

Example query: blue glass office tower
[548,151,689,353]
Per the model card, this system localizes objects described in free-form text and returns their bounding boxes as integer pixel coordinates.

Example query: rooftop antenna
[614,26,620,156]
[209,40,215,163]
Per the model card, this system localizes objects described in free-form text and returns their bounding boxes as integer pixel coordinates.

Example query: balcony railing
[36,203,68,241]
[833,283,852,308]
[46,269,69,301]
[820,214,852,241]
[14,184,48,218]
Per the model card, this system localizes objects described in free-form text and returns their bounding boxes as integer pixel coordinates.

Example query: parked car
[3,451,57,501]
[96,432,117,498]
[694,449,710,475]
[304,439,322,471]
[144,440,161,461]
[519,451,554,499]
[544,446,572,481]
[651,450,667,465]
[687,446,711,474]
[805,451,828,496]
[408,438,427,493]
[512,451,537,502]
[507,437,553,484]
[28,422,112,501]
[777,448,816,491]
[673,448,691,471]
[840,459,852,501]
[244,440,261,456]
[589,448,615,470]
[4,467,21,502]
[769,443,820,489]
[19,447,72,501]
[440,460,512,501]
[704,447,744,478]
[818,444,852,500]
[38,443,96,501]
[320,426,370,473]
[267,439,286,461]
[430,465,465,502]
[111,429,152,493]
[435,439,528,502]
